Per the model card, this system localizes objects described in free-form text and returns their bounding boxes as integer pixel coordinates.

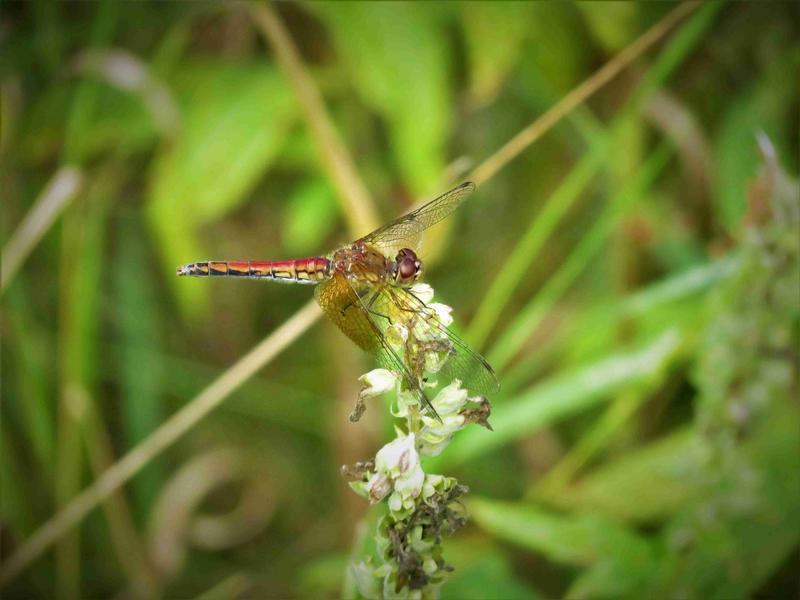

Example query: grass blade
[501,256,737,392]
[467,144,606,348]
[1,167,83,293]
[0,300,322,586]
[428,329,683,471]
[488,142,673,371]
[539,426,700,522]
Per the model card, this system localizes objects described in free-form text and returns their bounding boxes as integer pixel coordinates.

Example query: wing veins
[340,277,442,421]
[385,286,500,395]
[358,182,476,252]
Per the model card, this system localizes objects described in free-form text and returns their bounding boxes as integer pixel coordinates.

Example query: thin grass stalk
[249,1,384,551]
[54,1,118,594]
[57,172,118,599]
[467,1,719,354]
[500,257,737,392]
[467,144,607,349]
[191,572,252,600]
[249,2,380,236]
[80,389,159,597]
[4,283,56,477]
[55,210,89,600]
[428,329,684,472]
[52,167,159,597]
[0,300,322,586]
[1,168,83,294]
[466,2,700,186]
[534,390,645,499]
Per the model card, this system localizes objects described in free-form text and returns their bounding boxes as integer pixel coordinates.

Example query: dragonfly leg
[340,288,373,316]
[365,290,393,324]
[396,287,433,318]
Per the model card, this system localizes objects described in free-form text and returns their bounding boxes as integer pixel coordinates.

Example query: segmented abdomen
[177,258,330,284]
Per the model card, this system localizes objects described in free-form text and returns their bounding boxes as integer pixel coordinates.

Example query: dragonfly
[177,181,499,420]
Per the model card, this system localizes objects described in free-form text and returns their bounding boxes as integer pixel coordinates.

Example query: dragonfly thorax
[393,248,422,286]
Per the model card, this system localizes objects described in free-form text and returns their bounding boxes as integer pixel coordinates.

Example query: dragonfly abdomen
[177,258,330,284]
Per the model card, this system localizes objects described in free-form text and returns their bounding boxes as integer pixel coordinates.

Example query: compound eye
[398,258,417,280]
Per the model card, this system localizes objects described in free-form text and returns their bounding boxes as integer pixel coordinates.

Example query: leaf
[427,329,684,472]
[460,2,533,106]
[576,2,639,52]
[469,498,658,599]
[525,4,589,93]
[147,61,296,317]
[112,216,165,520]
[542,427,702,522]
[314,3,451,194]
[653,408,800,598]
[21,83,158,165]
[4,283,55,475]
[501,257,737,392]
[298,553,349,598]
[282,179,339,256]
[488,143,674,371]
[442,549,541,600]
[714,92,761,232]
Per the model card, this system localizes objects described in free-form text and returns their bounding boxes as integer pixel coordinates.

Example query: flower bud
[366,472,392,504]
[359,369,397,398]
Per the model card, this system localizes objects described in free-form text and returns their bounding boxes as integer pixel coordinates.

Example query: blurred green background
[2,2,799,598]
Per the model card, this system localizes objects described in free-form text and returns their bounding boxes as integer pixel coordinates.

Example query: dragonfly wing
[315,272,377,351]
[384,285,500,397]
[314,272,441,419]
[358,182,475,256]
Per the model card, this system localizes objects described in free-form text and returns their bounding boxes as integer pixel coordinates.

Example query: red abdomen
[177,257,330,284]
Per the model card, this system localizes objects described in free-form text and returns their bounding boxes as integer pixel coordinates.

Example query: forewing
[358,181,475,255]
[385,285,500,397]
[314,273,440,418]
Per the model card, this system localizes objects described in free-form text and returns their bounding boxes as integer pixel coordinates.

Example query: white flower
[429,302,453,327]
[359,369,397,399]
[422,474,444,499]
[417,381,473,456]
[375,432,418,476]
[394,463,424,500]
[410,282,434,304]
[424,350,450,376]
[391,388,421,418]
[366,472,392,503]
[418,415,466,457]
[371,433,426,511]
[385,322,409,348]
[423,557,438,575]
[430,380,467,416]
[347,279,495,596]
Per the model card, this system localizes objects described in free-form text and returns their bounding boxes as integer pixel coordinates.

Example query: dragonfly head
[393,248,422,285]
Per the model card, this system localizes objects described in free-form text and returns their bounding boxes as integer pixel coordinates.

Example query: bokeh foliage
[1,2,798,599]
